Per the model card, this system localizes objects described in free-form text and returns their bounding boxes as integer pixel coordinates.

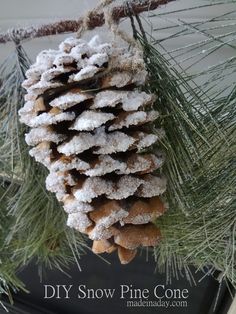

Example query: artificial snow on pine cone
[19,35,167,264]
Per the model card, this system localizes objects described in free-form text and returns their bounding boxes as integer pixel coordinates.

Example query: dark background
[1,251,233,314]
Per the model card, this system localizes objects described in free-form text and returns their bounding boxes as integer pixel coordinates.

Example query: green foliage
[0,45,86,301]
[134,0,236,287]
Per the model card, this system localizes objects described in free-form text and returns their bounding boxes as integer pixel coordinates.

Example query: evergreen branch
[0,0,175,44]
[137,31,236,288]
[0,45,86,298]
[147,1,236,73]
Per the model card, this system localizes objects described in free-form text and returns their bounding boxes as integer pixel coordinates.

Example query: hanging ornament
[19,35,167,264]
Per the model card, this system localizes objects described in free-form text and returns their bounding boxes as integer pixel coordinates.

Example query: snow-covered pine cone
[19,35,167,264]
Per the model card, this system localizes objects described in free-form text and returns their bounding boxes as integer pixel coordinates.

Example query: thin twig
[0,0,175,44]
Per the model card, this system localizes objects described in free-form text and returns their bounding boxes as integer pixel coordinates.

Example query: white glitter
[69,111,114,131]
[25,127,66,146]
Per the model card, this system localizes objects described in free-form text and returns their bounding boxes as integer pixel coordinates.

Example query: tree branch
[0,0,175,44]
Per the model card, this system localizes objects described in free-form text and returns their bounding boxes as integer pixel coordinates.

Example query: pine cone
[19,35,167,264]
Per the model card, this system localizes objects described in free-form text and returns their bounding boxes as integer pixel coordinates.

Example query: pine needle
[0,44,86,300]
[135,9,236,287]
